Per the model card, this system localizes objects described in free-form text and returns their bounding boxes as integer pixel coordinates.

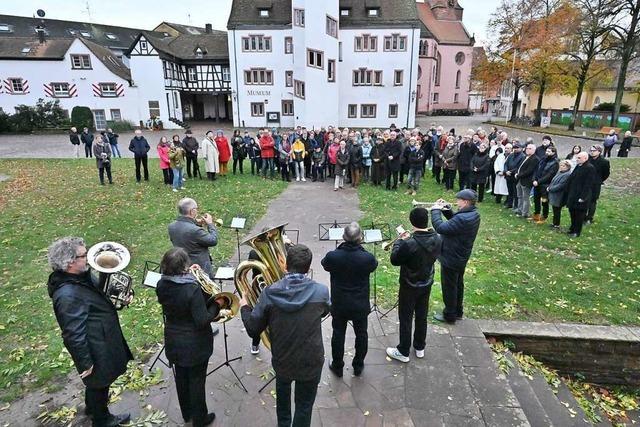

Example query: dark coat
[547,170,571,208]
[407,147,425,169]
[534,155,559,196]
[69,132,80,145]
[470,151,491,184]
[93,143,112,169]
[384,139,403,172]
[156,275,221,367]
[618,136,633,156]
[390,230,441,288]
[349,144,363,167]
[168,216,218,277]
[441,145,459,170]
[128,136,150,157]
[232,136,247,160]
[182,136,200,157]
[588,156,610,201]
[431,206,481,270]
[48,271,133,388]
[516,155,540,187]
[106,132,119,145]
[565,162,596,210]
[457,142,477,172]
[321,242,377,318]
[81,132,94,145]
[336,148,350,175]
[241,274,330,381]
[504,151,525,177]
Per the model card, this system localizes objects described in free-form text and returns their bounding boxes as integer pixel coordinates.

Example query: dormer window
[340,8,350,16]
[80,31,91,38]
[105,33,119,41]
[0,24,13,33]
[259,9,270,17]
[194,47,206,58]
[21,47,31,54]
[367,8,379,16]
[68,29,77,35]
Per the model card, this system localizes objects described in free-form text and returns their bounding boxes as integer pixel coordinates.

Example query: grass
[358,158,640,326]
[0,159,287,402]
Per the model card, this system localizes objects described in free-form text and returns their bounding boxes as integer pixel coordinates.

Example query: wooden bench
[597,126,622,136]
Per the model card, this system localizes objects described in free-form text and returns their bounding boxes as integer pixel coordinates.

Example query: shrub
[106,120,135,132]
[0,111,11,133]
[32,99,67,128]
[71,106,94,130]
[593,102,631,112]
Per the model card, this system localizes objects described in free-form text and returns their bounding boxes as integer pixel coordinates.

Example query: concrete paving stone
[406,408,445,427]
[319,407,368,427]
[479,406,530,427]
[315,395,341,409]
[442,414,486,427]
[480,320,561,338]
[463,366,519,408]
[351,380,397,412]
[446,320,485,338]
[382,407,415,427]
[626,326,640,340]
[554,323,639,342]
[452,337,497,368]
[404,353,481,418]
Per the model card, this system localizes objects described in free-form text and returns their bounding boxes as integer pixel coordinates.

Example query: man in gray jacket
[168,198,218,278]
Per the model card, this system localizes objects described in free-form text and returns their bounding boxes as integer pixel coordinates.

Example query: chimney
[35,24,46,44]
[205,23,212,34]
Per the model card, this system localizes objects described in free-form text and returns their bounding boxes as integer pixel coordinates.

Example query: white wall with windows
[338,27,420,128]
[0,39,138,130]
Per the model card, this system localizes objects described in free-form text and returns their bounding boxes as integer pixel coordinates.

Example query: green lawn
[359,158,640,326]
[0,159,287,402]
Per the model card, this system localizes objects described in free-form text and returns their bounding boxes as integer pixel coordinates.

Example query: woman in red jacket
[214,130,232,175]
[157,136,173,185]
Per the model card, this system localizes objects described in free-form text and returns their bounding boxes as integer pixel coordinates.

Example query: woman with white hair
[618,131,633,157]
[603,129,617,158]
[493,145,509,204]
[201,131,220,181]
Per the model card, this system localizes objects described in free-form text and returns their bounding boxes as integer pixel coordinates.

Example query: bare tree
[609,0,640,127]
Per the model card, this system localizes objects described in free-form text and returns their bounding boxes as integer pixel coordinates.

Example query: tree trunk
[611,59,630,127]
[535,79,547,126]
[510,85,520,122]
[569,76,586,131]
[611,1,640,127]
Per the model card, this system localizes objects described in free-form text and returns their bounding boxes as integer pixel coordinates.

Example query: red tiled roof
[416,2,472,45]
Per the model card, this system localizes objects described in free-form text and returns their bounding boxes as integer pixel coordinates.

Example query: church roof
[416,2,473,45]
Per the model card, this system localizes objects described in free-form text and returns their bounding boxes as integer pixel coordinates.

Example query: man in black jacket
[182,129,201,179]
[386,208,442,363]
[585,145,610,224]
[514,143,540,218]
[128,129,150,182]
[322,223,378,376]
[457,134,477,191]
[431,190,481,324]
[240,245,330,427]
[81,127,94,159]
[565,152,596,237]
[47,237,132,427]
[385,131,403,190]
[504,142,524,209]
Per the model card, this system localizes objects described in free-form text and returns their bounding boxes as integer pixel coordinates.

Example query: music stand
[229,217,246,265]
[206,267,248,393]
[141,261,171,371]
[364,223,391,335]
[284,228,300,244]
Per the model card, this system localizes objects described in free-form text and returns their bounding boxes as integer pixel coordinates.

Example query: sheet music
[143,271,162,288]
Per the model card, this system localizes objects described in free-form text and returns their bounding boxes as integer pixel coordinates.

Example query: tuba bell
[189,264,239,323]
[234,223,289,350]
[87,242,134,310]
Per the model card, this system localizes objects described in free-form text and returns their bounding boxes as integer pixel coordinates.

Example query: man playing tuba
[47,237,133,427]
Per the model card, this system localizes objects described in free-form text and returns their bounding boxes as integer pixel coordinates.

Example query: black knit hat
[410,207,429,229]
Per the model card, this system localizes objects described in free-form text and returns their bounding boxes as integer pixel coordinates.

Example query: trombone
[412,199,452,211]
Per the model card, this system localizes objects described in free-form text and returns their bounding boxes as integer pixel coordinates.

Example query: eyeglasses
[75,253,88,259]
[589,148,597,152]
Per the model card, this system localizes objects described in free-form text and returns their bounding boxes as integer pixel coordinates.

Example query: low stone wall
[478,320,640,386]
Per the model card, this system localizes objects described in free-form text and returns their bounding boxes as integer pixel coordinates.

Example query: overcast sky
[4,0,499,45]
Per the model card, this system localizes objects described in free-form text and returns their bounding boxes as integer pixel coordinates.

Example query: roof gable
[416,2,472,45]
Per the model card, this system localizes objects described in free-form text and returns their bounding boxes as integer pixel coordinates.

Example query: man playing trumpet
[430,190,481,324]
[386,208,442,363]
[168,198,219,279]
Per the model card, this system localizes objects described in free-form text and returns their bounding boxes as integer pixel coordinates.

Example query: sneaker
[433,313,455,324]
[172,188,178,192]
[386,347,409,363]
[296,177,300,182]
[250,345,260,355]
[329,361,343,377]
[353,365,364,376]
[180,187,186,190]
[415,348,425,359]
[301,177,306,182]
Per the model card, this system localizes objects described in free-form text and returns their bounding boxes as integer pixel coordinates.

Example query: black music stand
[142,261,171,371]
[363,223,391,335]
[318,220,351,248]
[226,217,247,266]
[206,267,248,393]
[284,228,300,244]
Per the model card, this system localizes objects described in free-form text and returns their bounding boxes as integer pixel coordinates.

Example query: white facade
[228,1,419,129]
[0,39,138,130]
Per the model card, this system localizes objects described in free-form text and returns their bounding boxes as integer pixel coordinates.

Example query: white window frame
[222,67,231,82]
[51,82,70,97]
[355,34,377,52]
[110,109,122,121]
[307,49,324,69]
[251,102,265,116]
[433,93,439,104]
[348,104,357,118]
[259,9,270,17]
[340,8,350,16]
[99,83,117,97]
[361,104,377,118]
[71,54,91,69]
[374,70,383,86]
[367,8,379,16]
[454,93,459,103]
[282,100,294,116]
[140,40,148,50]
[148,101,161,118]
[242,35,272,52]
[388,104,398,118]
[294,8,305,27]
[244,68,274,85]
[285,70,293,87]
[326,15,338,38]
[384,34,408,52]
[187,67,197,82]
[9,78,24,93]
[93,109,107,130]
[327,59,336,82]
[284,37,293,54]
[294,80,305,99]
[394,69,404,86]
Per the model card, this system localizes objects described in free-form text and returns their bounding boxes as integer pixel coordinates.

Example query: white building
[227,0,421,129]
[0,36,137,130]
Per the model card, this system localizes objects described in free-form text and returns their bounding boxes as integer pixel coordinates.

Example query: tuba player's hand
[202,213,213,225]
[239,295,248,307]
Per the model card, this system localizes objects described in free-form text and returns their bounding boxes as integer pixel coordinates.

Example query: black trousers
[569,208,587,236]
[371,163,384,185]
[162,168,174,185]
[386,170,399,189]
[586,199,599,222]
[458,170,471,191]
[397,285,431,357]
[85,143,93,158]
[233,158,244,174]
[432,165,442,184]
[312,164,324,181]
[603,145,613,158]
[86,386,110,422]
[186,156,200,178]
[472,183,486,202]
[505,177,518,208]
[276,376,320,427]
[533,188,550,218]
[331,314,368,370]
[174,362,209,426]
[443,169,456,190]
[552,205,562,226]
[134,155,149,182]
[98,165,112,184]
[441,265,465,321]
[281,162,291,181]
[399,163,409,183]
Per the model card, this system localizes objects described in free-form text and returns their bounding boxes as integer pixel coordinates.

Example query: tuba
[189,265,239,323]
[234,223,289,350]
[87,242,134,310]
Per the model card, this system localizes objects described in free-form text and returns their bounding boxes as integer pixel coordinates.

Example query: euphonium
[189,265,239,323]
[234,223,289,350]
[87,241,134,310]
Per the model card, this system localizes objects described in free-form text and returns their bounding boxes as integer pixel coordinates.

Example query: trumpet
[195,214,223,228]
[382,228,410,251]
[412,199,452,211]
